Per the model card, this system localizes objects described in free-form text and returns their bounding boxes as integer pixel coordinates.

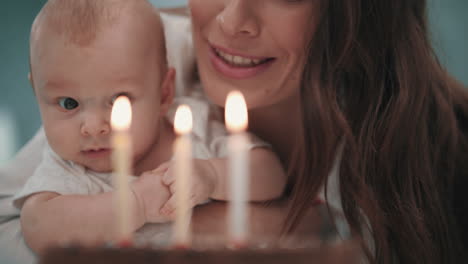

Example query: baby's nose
[81,115,110,137]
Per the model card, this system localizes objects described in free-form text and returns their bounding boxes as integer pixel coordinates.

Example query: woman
[1,0,466,263]
[188,0,467,263]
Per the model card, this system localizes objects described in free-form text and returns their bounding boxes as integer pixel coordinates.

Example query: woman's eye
[58,97,79,110]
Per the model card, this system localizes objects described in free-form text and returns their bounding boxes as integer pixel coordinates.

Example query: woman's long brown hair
[287,0,468,263]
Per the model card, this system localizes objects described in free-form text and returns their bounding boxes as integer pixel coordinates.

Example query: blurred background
[0,0,467,165]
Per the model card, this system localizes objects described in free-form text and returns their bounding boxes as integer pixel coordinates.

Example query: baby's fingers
[153,162,171,174]
[162,169,175,186]
[160,195,176,216]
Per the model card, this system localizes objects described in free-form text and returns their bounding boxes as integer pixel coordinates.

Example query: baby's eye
[111,93,131,105]
[58,97,79,110]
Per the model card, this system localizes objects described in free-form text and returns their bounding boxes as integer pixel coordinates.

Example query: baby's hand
[160,159,218,216]
[131,164,172,224]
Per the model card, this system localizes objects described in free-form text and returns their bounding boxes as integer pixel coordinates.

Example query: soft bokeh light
[174,105,193,134]
[111,96,132,131]
[225,91,248,133]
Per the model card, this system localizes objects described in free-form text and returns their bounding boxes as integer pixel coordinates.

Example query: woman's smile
[190,0,318,108]
[209,43,276,79]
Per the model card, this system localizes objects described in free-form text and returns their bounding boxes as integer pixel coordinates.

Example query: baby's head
[30,0,174,173]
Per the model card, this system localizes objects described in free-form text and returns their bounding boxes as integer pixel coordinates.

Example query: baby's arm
[21,191,141,253]
[20,169,171,254]
[160,147,286,215]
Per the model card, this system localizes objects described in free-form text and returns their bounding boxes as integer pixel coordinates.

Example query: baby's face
[31,23,169,173]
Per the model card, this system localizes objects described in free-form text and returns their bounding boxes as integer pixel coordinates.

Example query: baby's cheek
[131,121,159,159]
[44,121,79,158]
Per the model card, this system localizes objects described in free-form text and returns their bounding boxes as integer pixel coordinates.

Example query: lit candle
[110,96,133,245]
[172,105,193,247]
[225,90,250,246]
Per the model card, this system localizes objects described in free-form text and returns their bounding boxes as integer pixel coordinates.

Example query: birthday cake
[38,199,359,264]
[39,242,360,264]
[39,217,360,264]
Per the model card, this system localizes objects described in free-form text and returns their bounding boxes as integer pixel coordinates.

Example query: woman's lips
[209,45,275,80]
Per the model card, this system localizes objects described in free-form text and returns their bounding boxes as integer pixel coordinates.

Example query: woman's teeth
[215,48,266,67]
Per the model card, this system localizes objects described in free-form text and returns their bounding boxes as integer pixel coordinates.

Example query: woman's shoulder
[159,10,198,97]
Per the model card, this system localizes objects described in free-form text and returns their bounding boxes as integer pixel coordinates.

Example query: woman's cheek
[188,0,205,21]
[189,0,220,26]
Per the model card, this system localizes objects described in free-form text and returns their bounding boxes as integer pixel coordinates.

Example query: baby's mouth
[82,148,111,157]
[213,47,274,68]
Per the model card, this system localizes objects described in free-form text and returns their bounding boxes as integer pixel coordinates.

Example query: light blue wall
[0,0,46,164]
[429,0,468,85]
[0,0,466,163]
[150,0,187,8]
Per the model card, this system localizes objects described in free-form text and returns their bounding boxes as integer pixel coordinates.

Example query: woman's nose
[217,0,260,38]
[81,114,110,137]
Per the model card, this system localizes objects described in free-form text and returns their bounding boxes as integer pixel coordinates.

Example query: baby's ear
[28,72,36,94]
[159,67,176,116]
[28,72,34,86]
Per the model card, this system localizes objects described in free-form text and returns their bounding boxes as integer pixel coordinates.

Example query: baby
[14,0,286,253]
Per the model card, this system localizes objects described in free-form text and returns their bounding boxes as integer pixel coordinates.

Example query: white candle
[172,105,193,247]
[225,90,250,246]
[111,96,133,244]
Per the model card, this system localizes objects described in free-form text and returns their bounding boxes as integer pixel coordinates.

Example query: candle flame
[111,96,132,131]
[225,91,248,133]
[174,105,193,135]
